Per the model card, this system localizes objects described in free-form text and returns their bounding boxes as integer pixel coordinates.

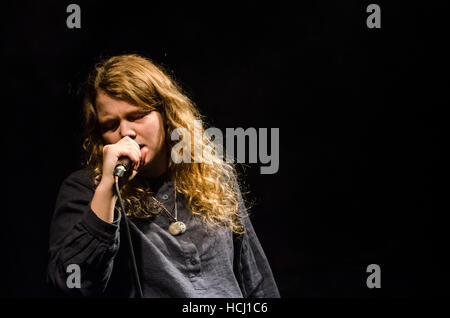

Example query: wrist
[91,174,119,223]
[98,175,116,189]
[97,177,118,198]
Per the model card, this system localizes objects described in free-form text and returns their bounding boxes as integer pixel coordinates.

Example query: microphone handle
[114,156,132,178]
[117,156,132,170]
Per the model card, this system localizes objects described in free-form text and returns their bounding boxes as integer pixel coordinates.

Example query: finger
[116,149,140,170]
[132,148,142,170]
[140,147,149,167]
[131,152,141,171]
[125,147,140,171]
[123,136,140,149]
[129,169,139,181]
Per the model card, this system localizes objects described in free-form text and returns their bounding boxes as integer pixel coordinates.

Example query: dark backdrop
[1,0,441,297]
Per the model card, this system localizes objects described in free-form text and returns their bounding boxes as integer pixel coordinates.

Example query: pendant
[169,221,186,236]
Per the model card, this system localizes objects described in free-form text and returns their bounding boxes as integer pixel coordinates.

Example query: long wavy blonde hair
[81,54,246,234]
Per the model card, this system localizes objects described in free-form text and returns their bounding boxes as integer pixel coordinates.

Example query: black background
[1,0,442,298]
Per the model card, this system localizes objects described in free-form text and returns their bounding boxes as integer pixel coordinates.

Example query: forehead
[95,91,142,117]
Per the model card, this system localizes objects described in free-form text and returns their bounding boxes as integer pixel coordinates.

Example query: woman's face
[95,90,168,178]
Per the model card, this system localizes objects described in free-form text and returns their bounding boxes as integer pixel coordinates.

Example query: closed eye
[127,111,151,121]
[100,120,119,132]
[128,112,149,121]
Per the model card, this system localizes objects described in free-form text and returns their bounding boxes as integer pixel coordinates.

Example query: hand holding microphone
[100,136,148,187]
[91,136,148,223]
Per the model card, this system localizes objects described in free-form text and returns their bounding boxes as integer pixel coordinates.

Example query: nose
[119,121,137,139]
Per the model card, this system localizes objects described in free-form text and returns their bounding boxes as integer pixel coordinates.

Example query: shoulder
[60,167,97,192]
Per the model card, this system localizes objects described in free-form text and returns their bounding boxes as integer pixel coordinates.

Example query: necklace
[150,183,186,236]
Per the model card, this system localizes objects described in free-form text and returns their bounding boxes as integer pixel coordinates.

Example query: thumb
[140,147,149,167]
[129,169,139,181]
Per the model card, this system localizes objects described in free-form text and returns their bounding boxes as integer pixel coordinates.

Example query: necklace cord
[151,181,185,236]
[151,182,177,222]
[174,182,177,220]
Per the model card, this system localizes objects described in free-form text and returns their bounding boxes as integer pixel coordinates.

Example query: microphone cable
[114,175,144,298]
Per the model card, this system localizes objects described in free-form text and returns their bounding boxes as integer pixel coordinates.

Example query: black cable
[114,176,144,298]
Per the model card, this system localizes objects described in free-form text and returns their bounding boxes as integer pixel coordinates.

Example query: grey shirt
[47,168,280,298]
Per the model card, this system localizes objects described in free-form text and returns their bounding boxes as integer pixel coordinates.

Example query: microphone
[113,156,132,178]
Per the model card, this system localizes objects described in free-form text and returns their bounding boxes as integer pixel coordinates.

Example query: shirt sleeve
[47,169,121,296]
[234,183,281,298]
